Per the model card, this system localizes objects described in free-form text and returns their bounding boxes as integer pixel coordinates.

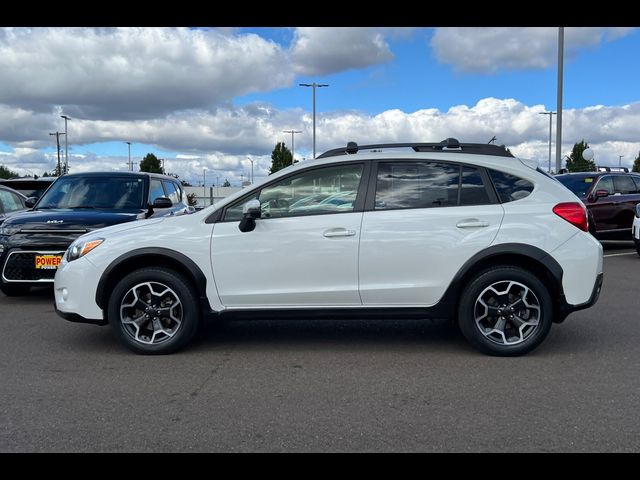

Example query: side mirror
[25,197,38,208]
[239,199,261,232]
[588,189,609,202]
[152,197,173,209]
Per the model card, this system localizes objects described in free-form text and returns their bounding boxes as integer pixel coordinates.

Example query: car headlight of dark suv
[66,238,104,262]
[0,224,20,236]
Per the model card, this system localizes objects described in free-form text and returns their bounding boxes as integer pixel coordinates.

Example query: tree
[632,152,640,173]
[186,192,198,206]
[139,153,163,173]
[565,140,596,173]
[268,141,297,175]
[0,165,19,179]
[222,179,231,187]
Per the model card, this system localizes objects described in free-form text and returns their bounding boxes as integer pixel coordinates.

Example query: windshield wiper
[68,205,96,209]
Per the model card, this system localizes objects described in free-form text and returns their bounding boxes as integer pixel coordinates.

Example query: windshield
[37,176,145,209]
[556,175,596,198]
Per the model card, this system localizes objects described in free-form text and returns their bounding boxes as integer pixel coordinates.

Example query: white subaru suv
[54,139,603,356]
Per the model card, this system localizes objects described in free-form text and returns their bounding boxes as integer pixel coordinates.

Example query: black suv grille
[3,251,65,281]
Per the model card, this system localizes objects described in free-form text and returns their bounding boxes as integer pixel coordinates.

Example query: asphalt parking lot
[1,241,639,452]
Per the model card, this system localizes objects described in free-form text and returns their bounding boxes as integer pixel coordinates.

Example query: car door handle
[323,228,356,238]
[456,219,490,228]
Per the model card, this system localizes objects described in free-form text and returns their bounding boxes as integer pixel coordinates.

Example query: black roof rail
[317,138,514,159]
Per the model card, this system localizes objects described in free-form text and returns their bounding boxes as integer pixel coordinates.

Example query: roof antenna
[488,136,497,144]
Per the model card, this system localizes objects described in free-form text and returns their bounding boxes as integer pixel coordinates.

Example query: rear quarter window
[488,169,534,203]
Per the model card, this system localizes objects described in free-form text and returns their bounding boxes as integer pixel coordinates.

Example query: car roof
[59,171,177,179]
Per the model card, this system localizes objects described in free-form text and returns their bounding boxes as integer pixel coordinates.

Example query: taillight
[553,202,588,232]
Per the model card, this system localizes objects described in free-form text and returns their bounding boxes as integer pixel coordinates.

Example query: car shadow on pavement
[192,318,474,354]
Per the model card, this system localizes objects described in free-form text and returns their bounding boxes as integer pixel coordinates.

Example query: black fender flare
[95,247,209,311]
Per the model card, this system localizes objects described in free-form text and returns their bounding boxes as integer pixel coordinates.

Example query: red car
[556,172,640,238]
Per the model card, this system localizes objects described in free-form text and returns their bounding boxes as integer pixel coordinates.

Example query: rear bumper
[558,272,603,321]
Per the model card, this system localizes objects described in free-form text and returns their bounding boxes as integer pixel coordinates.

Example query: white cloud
[290,27,399,76]
[431,27,635,73]
[2,97,639,181]
[0,27,292,120]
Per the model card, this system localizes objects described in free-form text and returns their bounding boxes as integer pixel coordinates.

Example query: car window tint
[163,181,180,204]
[375,162,460,210]
[488,169,534,203]
[460,166,491,206]
[148,179,166,203]
[0,190,24,212]
[223,164,364,221]
[632,176,640,192]
[613,175,637,194]
[594,176,614,195]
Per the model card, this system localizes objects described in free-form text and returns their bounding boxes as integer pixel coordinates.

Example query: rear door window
[375,162,460,210]
[613,175,638,194]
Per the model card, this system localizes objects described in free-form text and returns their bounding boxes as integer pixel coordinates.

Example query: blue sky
[0,27,639,185]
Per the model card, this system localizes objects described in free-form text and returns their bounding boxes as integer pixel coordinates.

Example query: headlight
[0,224,20,236]
[66,238,104,262]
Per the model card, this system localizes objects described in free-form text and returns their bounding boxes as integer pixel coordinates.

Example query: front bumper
[54,302,107,325]
[54,255,105,323]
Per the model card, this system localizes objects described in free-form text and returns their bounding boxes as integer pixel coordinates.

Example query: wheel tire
[587,212,598,237]
[457,266,553,356]
[107,267,200,354]
[0,283,31,296]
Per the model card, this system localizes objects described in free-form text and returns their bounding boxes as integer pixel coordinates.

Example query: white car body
[54,141,604,355]
[632,206,640,255]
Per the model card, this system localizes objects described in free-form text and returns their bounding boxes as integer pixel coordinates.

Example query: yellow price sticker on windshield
[584,178,593,183]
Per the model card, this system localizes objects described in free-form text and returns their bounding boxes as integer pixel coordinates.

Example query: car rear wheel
[107,267,200,354]
[0,283,31,296]
[458,266,553,356]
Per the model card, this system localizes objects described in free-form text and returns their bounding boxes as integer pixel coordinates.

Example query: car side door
[210,162,368,307]
[612,174,640,230]
[588,175,617,232]
[358,160,504,306]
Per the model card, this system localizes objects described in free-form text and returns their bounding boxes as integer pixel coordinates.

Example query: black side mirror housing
[25,197,37,208]
[238,199,261,232]
[152,197,173,209]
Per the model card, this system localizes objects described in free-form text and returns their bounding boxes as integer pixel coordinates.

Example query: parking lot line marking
[604,252,636,258]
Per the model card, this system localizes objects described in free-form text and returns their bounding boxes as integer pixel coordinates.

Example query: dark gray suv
[0,172,190,296]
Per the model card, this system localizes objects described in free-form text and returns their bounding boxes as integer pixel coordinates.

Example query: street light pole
[555,27,564,173]
[299,82,329,158]
[283,130,302,166]
[539,111,557,173]
[203,168,207,202]
[247,156,254,184]
[619,155,624,167]
[125,142,132,171]
[49,132,65,176]
[60,115,71,174]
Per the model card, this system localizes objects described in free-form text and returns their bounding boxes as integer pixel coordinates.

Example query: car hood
[2,209,144,231]
[0,209,28,225]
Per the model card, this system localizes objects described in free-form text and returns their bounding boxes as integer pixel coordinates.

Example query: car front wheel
[458,266,553,356]
[107,267,200,354]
